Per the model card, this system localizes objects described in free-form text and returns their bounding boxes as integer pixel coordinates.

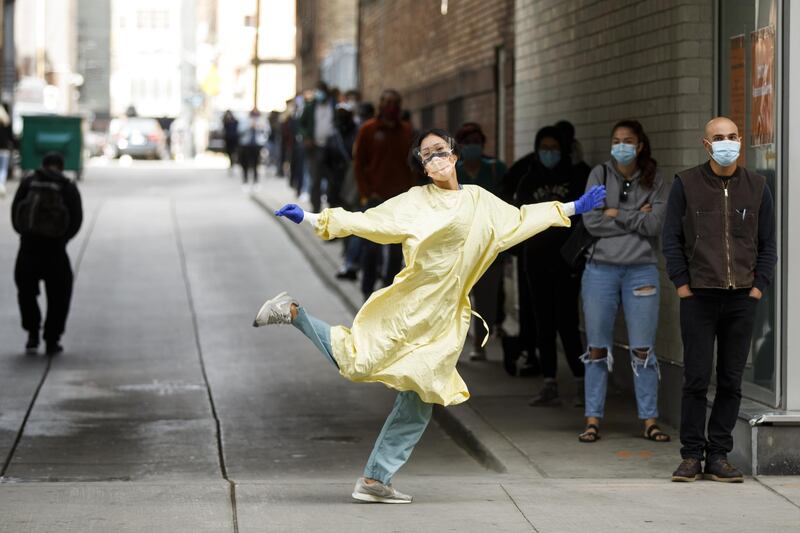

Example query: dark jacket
[515,158,587,266]
[12,168,83,250]
[662,162,777,291]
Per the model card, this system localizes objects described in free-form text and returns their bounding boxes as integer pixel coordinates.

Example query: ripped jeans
[580,262,660,420]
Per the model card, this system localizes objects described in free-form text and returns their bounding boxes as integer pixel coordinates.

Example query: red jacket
[353,118,415,201]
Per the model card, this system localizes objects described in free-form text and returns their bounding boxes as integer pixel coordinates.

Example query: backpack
[13,177,70,239]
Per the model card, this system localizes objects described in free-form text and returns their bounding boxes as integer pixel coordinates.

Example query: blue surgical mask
[314,89,326,102]
[538,149,561,169]
[709,140,740,166]
[460,144,482,162]
[610,143,637,165]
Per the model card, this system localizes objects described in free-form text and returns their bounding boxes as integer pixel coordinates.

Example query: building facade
[296,0,358,93]
[357,0,515,163]
[77,0,111,121]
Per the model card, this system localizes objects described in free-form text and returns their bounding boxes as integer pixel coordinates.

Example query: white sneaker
[252,291,299,326]
[352,477,412,504]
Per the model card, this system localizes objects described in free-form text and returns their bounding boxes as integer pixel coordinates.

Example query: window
[447,98,463,135]
[421,105,434,130]
[718,0,781,404]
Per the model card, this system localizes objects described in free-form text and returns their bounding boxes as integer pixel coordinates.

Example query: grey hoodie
[582,160,667,265]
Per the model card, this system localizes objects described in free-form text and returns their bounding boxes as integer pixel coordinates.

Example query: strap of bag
[586,164,608,264]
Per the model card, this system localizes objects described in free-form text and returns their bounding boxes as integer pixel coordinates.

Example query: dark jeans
[15,247,73,343]
[517,254,538,362]
[309,145,328,212]
[679,289,758,461]
[239,145,260,183]
[526,261,584,379]
[361,242,403,299]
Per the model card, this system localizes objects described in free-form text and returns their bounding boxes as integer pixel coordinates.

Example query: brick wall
[514,0,715,363]
[358,0,515,162]
[296,0,358,91]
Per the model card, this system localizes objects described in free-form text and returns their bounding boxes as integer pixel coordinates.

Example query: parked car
[106,117,168,159]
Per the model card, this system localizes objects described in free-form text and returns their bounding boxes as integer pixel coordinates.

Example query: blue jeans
[580,262,660,420]
[292,307,432,484]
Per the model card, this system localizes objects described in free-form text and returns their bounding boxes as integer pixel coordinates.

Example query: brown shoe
[704,458,744,483]
[671,457,702,482]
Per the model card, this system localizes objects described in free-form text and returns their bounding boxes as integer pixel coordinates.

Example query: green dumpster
[20,115,83,175]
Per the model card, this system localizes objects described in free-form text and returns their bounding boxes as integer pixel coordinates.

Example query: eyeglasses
[414,143,453,165]
[620,179,633,202]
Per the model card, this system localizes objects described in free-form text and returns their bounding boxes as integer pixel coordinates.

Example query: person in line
[256,128,606,503]
[11,153,83,355]
[222,110,239,173]
[333,100,375,282]
[454,122,508,361]
[0,103,13,197]
[239,112,266,191]
[579,120,671,444]
[515,126,587,407]
[300,81,336,212]
[352,89,415,300]
[664,117,776,483]
[324,103,360,280]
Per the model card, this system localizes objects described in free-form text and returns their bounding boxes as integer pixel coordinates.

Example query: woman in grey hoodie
[578,120,671,444]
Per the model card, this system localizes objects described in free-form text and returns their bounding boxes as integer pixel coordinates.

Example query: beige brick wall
[514,0,715,362]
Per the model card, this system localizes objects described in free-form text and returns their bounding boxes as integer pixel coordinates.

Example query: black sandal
[644,424,671,442]
[578,424,600,443]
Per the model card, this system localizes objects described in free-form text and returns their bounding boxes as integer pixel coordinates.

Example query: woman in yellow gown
[255,128,606,503]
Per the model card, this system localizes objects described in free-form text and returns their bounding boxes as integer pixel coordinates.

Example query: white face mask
[425,156,454,178]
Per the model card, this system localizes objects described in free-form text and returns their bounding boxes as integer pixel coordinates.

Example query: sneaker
[45,343,64,356]
[352,477,412,504]
[671,457,703,482]
[252,292,299,326]
[529,381,562,406]
[469,347,486,361]
[335,266,358,280]
[704,458,744,483]
[25,333,39,355]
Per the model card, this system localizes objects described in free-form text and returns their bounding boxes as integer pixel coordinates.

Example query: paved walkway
[0,160,796,532]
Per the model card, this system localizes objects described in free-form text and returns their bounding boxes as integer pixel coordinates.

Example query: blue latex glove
[275,203,304,224]
[574,185,607,215]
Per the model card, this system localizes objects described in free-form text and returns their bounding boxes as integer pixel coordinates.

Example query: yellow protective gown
[314,183,570,406]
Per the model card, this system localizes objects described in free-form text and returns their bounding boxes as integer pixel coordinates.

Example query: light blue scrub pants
[292,307,433,484]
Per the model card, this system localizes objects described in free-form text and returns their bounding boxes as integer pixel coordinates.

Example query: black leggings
[525,261,584,380]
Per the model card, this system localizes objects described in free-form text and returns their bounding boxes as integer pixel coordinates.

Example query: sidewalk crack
[500,483,539,532]
[172,199,239,533]
[755,477,800,511]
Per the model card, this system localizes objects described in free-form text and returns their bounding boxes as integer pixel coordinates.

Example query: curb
[251,193,510,474]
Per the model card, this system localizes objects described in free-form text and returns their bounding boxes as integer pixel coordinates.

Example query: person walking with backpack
[578,120,670,444]
[11,152,83,355]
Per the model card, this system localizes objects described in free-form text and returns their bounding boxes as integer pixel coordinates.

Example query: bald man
[662,117,777,483]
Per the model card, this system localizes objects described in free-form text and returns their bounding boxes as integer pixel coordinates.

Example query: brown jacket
[674,163,768,289]
[353,118,415,201]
